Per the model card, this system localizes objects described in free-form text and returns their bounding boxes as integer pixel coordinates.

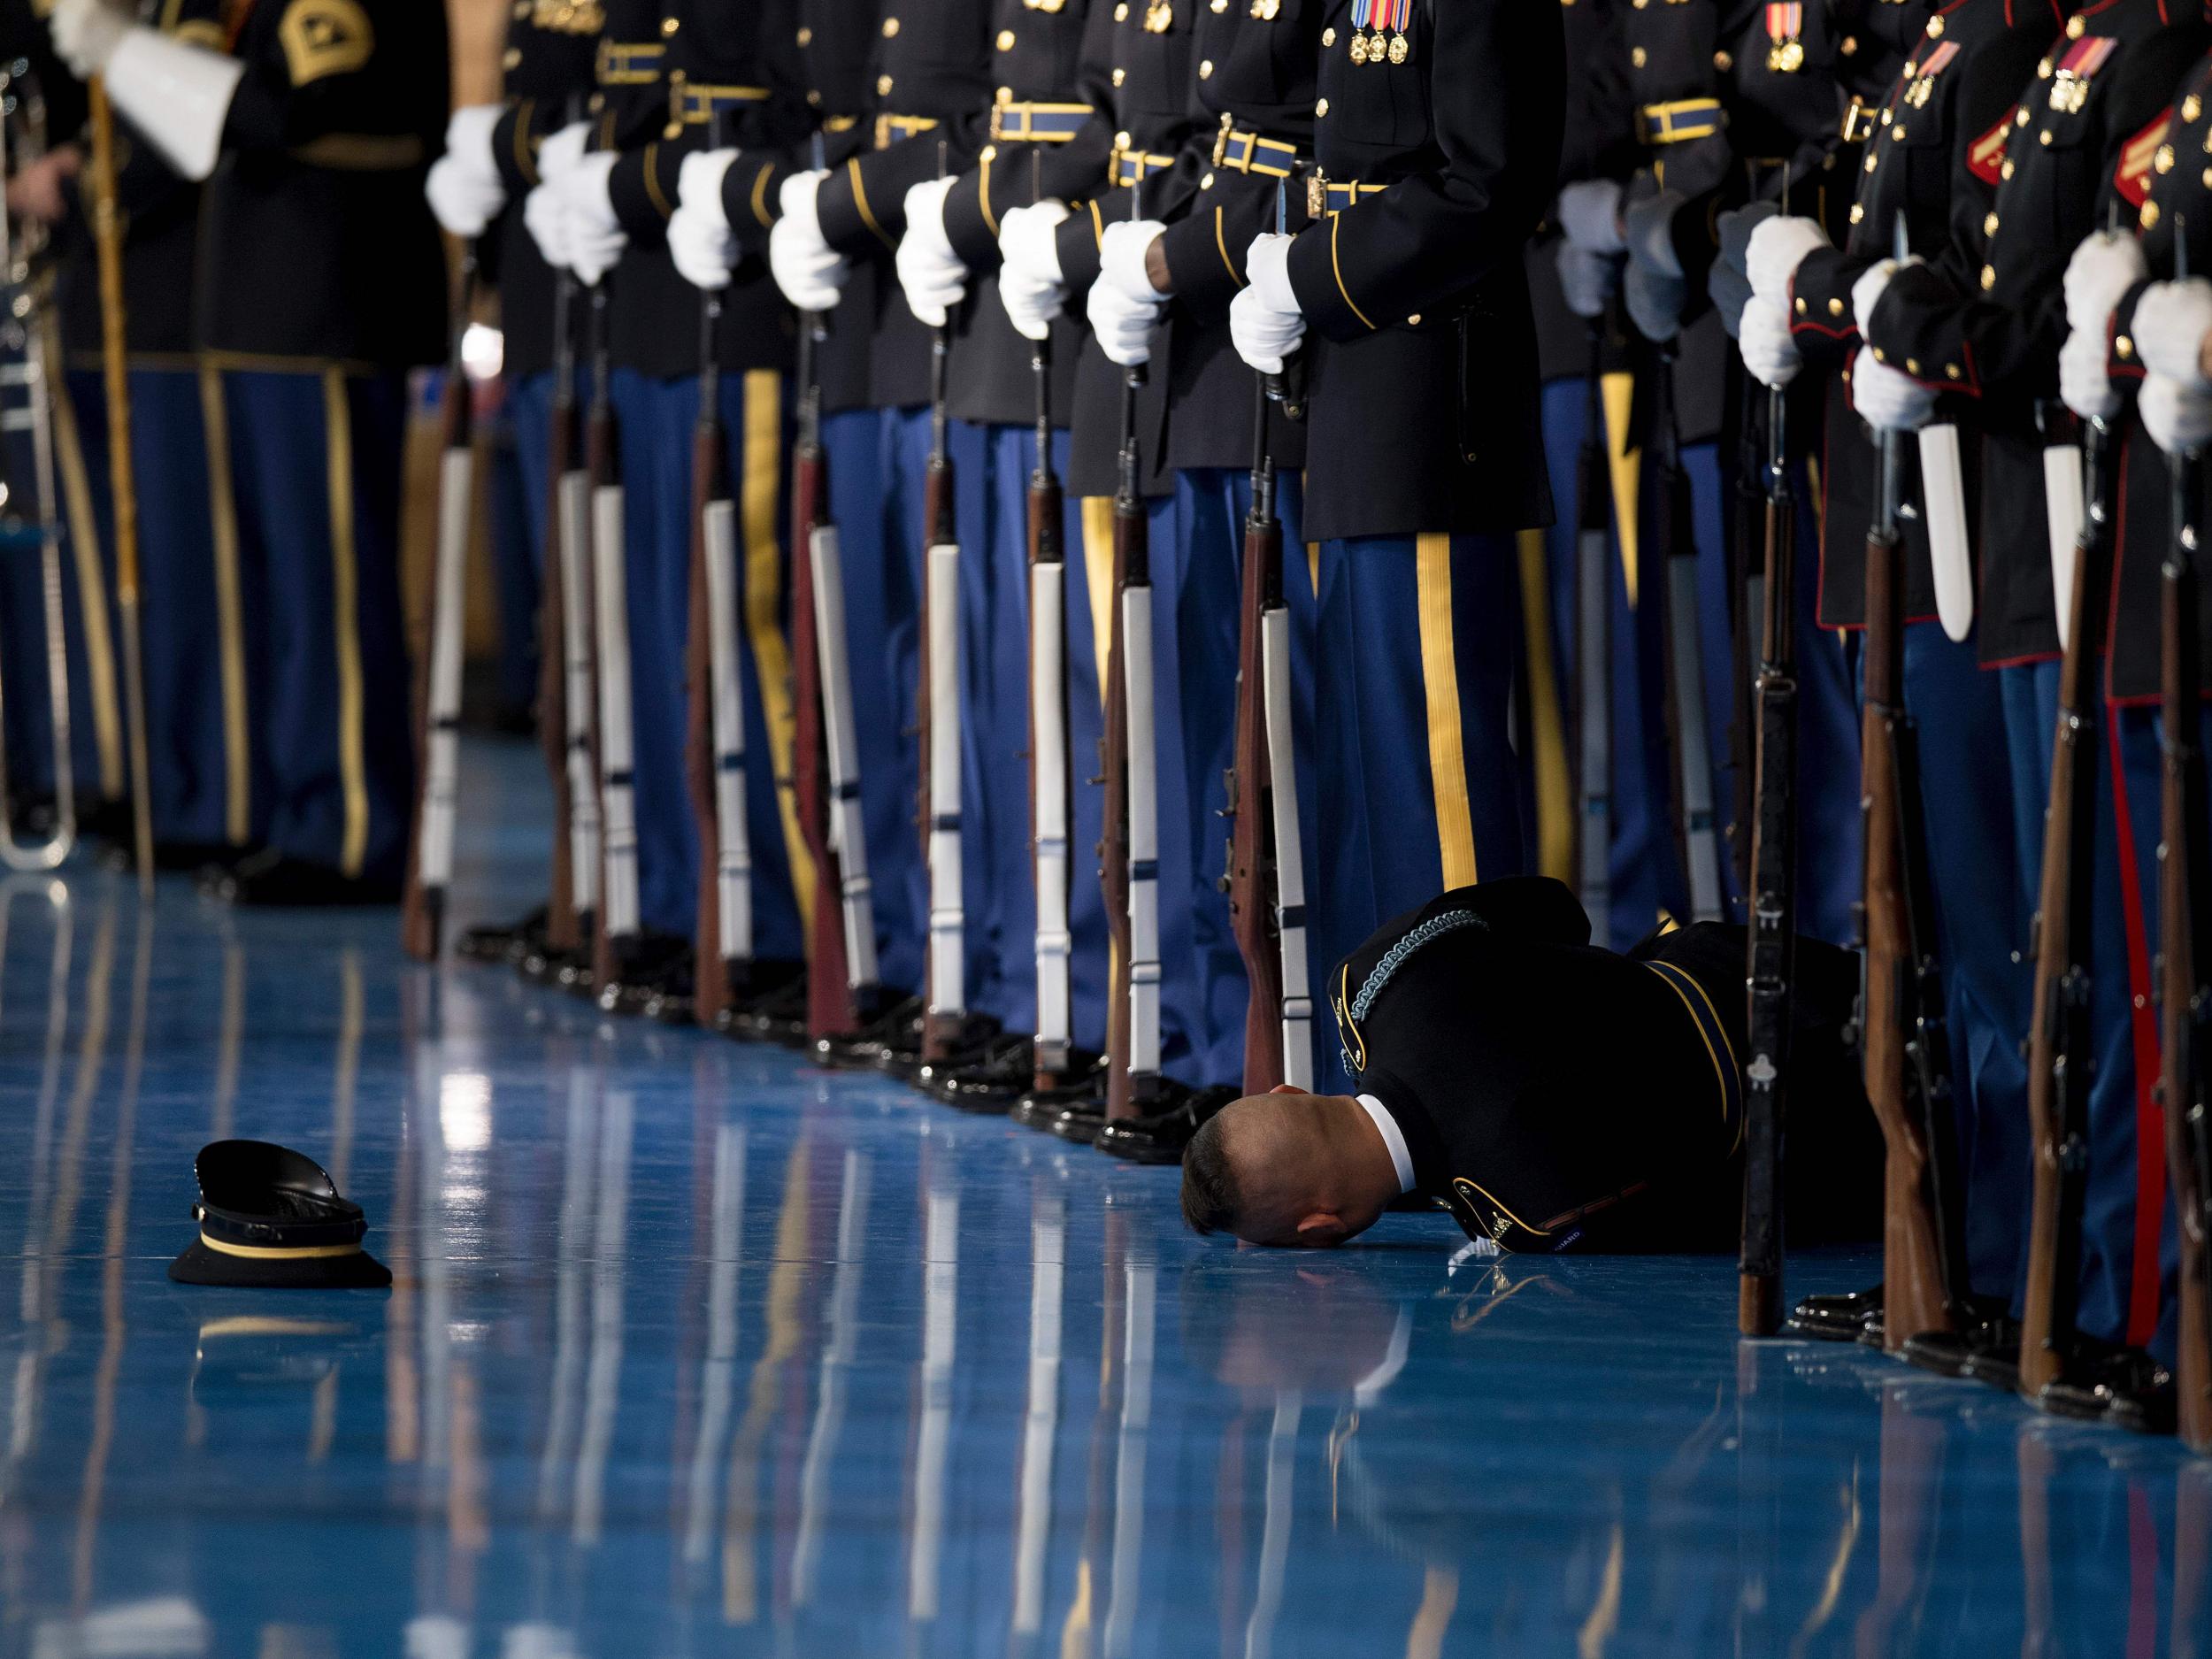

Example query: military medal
[2047,34,2114,116]
[1348,0,1372,62]
[1765,2,1804,72]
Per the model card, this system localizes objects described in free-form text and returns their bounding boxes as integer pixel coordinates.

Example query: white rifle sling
[1576,517,1611,944]
[592,481,640,939]
[1121,581,1161,1081]
[1031,561,1071,1055]
[1917,423,1976,643]
[703,497,753,963]
[926,541,964,1015]
[418,444,472,890]
[2044,442,2085,652]
[1665,552,1724,922]
[810,522,880,989]
[1259,603,1312,1091]
[557,469,602,916]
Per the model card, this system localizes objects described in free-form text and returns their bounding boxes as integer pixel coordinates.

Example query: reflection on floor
[2,737,2210,1659]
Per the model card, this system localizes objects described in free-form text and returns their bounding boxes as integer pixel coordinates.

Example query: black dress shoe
[906,1013,1004,1086]
[718,962,811,1044]
[2039,1342,2177,1432]
[814,995,925,1069]
[1011,1075,1105,1137]
[215,849,402,907]
[1784,1284,1884,1344]
[598,933,695,1018]
[1094,1084,1240,1164]
[458,906,548,965]
[935,1042,1106,1111]
[1900,1302,2019,1380]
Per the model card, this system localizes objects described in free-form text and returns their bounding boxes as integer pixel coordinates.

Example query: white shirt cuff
[1356,1094,1416,1195]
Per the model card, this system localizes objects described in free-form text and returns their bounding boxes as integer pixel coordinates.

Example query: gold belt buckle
[1840,97,1874,142]
[1307,169,1327,219]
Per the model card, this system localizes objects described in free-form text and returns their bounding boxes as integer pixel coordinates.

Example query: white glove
[425,104,508,240]
[50,0,131,78]
[1851,257,1909,333]
[1089,219,1168,367]
[1850,346,1937,433]
[1746,216,1829,302]
[895,175,965,327]
[553,150,623,286]
[669,147,739,291]
[2059,319,2122,420]
[2139,373,2212,455]
[1739,291,1801,389]
[1621,189,1686,342]
[2062,229,2147,332]
[2135,277,2212,389]
[770,171,847,311]
[1230,232,1303,375]
[1556,180,1626,255]
[1555,241,1617,320]
[998,199,1071,341]
[523,180,573,272]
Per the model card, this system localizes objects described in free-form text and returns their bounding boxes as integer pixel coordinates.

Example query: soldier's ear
[1294,1212,1348,1247]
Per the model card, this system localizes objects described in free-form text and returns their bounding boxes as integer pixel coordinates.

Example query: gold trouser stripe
[50,354,124,797]
[198,368,251,844]
[321,368,368,877]
[1079,497,1115,711]
[1600,369,1639,608]
[1516,527,1572,886]
[197,1229,362,1261]
[741,369,815,936]
[1414,533,1478,889]
[1306,539,1319,599]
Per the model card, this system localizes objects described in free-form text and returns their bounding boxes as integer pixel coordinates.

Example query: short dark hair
[1179,1116,1240,1236]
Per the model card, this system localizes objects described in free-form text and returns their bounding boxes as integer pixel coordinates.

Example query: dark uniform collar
[1355,1067,1451,1197]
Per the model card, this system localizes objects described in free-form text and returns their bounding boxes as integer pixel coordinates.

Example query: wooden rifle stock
[684,339,734,1025]
[2019,422,2115,1399]
[1740,388,1798,1335]
[539,266,585,954]
[2159,444,2212,1449]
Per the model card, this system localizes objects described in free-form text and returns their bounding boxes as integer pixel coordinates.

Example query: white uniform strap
[2044,442,2085,652]
[1122,581,1160,1083]
[811,523,880,990]
[1918,423,1975,643]
[557,469,601,917]
[1032,561,1071,1060]
[1259,603,1311,1090]
[416,445,473,891]
[702,498,753,963]
[925,540,964,1016]
[592,483,639,939]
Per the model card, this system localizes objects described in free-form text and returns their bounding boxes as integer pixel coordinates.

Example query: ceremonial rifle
[1729,357,1766,896]
[800,134,883,1037]
[1028,148,1076,1091]
[402,244,480,961]
[1655,337,1725,921]
[1858,218,1971,1349]
[686,111,756,1029]
[586,243,640,996]
[1740,370,1799,1336]
[1225,182,1310,1092]
[2160,221,2212,1449]
[1104,167,1163,1118]
[2016,403,2119,1399]
[1573,315,1612,941]
[919,139,967,1061]
[545,164,601,963]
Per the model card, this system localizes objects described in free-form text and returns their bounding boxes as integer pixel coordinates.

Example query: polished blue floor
[3,737,2211,1659]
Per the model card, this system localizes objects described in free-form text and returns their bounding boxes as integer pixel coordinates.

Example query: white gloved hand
[535,120,591,191]
[1850,346,1938,433]
[425,104,508,240]
[1555,241,1618,320]
[668,147,739,291]
[1089,219,1168,366]
[50,0,132,78]
[998,199,1071,341]
[1745,215,1829,302]
[769,170,847,311]
[2059,319,2122,420]
[1230,231,1303,374]
[2139,373,2212,455]
[523,180,573,272]
[1556,180,1626,255]
[2134,277,2212,389]
[556,150,624,285]
[1739,291,1801,388]
[1851,256,1909,332]
[1621,188,1686,341]
[2062,228,2147,331]
[895,175,965,327]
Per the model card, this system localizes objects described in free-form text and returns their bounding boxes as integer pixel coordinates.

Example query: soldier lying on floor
[1180,877,1882,1253]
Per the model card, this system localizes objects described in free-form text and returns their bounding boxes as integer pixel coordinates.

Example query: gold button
[1117,1,1129,14]
[1829,297,1845,316]
[1906,357,1920,374]
[2016,108,2030,127]
[1849,203,1864,223]
[2066,13,2085,35]
[1874,346,1886,361]
[2117,336,2134,358]
[1201,171,1214,188]
[588,93,604,111]
[2038,57,2052,77]
[997,85,1013,100]
[2202,165,2212,188]
[1945,364,1960,379]
[503,45,521,67]
[807,89,821,104]
[664,122,681,139]
[661,14,678,33]
[797,25,811,43]
[1714,49,1732,70]
[2189,95,2203,122]
[878,73,893,94]
[1116,130,1132,149]
[2039,128,2053,146]
[980,144,997,161]
[1981,264,1995,289]
[998,27,1015,47]
[1317,97,1329,115]
[1112,66,1125,84]
[1795,296,1807,313]
[882,15,899,34]
[1631,45,1647,66]
[1199,58,1212,75]
[1985,212,1998,235]
[2001,158,2015,180]
[2159,143,2177,173]
[1864,153,1878,173]
[2143,200,2162,229]
[1892,123,1906,141]
[1322,25,1335,42]
[1903,59,1917,77]
[1925,13,1942,34]
[1407,313,1422,325]
[1840,33,1856,54]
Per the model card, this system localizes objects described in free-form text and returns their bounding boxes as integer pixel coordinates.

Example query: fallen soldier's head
[1179,1087,1403,1248]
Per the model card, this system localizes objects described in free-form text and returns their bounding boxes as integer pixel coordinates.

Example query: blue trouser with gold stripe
[607,366,805,959]
[60,367,244,852]
[1311,531,1534,1095]
[211,365,411,883]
